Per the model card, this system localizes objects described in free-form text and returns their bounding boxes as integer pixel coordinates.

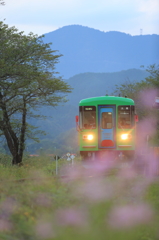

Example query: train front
[76,96,137,161]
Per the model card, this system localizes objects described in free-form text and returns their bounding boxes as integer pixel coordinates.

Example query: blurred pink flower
[83,159,115,177]
[131,180,150,197]
[35,220,55,239]
[35,193,52,207]
[145,153,159,178]
[74,177,113,202]
[60,159,115,183]
[0,197,18,219]
[55,207,88,228]
[118,167,136,180]
[139,88,158,108]
[134,151,159,178]
[136,117,157,151]
[0,219,13,232]
[60,164,84,182]
[108,203,154,229]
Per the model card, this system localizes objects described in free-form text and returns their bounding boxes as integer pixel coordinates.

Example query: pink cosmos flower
[139,88,158,108]
[145,152,159,178]
[0,197,18,220]
[60,158,115,183]
[108,203,154,229]
[130,179,150,198]
[74,177,113,202]
[118,167,137,180]
[83,159,116,177]
[35,193,52,207]
[0,219,13,232]
[55,207,88,228]
[60,164,84,182]
[136,117,157,151]
[35,220,55,239]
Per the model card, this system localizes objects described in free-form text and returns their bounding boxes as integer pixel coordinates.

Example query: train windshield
[79,106,96,129]
[102,112,113,129]
[118,105,135,129]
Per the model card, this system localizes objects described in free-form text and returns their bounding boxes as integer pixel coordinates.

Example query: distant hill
[43,25,159,78]
[65,68,150,106]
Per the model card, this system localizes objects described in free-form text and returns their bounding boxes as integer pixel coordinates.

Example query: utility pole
[140,29,143,35]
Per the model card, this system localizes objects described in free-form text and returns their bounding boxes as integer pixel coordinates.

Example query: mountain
[43,25,159,79]
[66,69,149,106]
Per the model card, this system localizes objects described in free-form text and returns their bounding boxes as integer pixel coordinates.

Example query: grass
[0,153,159,240]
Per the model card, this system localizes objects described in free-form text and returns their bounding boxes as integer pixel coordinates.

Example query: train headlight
[83,134,94,140]
[121,134,131,140]
[87,134,94,140]
[121,134,128,140]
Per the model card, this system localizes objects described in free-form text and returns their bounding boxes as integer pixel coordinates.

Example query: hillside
[66,69,149,105]
[43,25,159,78]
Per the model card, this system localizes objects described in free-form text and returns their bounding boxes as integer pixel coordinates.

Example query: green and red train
[76,95,138,160]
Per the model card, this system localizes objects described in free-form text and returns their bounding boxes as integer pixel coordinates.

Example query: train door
[98,106,116,148]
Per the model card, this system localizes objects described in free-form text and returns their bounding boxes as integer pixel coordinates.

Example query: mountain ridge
[65,68,150,105]
[43,25,159,78]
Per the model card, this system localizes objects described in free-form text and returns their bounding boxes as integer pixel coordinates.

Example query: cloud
[137,0,159,15]
[8,23,58,36]
[1,0,159,35]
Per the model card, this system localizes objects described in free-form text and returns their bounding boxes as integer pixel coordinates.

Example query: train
[75,95,138,161]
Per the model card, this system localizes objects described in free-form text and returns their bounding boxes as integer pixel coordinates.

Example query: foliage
[25,128,78,157]
[0,21,72,165]
[145,64,159,88]
[114,64,159,144]
[114,64,159,110]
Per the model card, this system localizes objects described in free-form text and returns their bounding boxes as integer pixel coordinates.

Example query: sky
[0,0,159,36]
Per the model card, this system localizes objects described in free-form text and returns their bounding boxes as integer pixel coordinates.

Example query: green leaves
[114,64,159,144]
[0,21,72,164]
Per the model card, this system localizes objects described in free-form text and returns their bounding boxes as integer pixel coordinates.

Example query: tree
[114,65,159,113]
[113,78,145,119]
[0,21,72,164]
[143,64,159,88]
[114,64,159,144]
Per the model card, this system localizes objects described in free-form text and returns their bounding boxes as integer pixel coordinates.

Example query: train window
[101,112,112,129]
[131,106,135,126]
[118,105,135,129]
[79,106,96,129]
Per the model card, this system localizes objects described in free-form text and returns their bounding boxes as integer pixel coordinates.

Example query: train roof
[79,95,134,106]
